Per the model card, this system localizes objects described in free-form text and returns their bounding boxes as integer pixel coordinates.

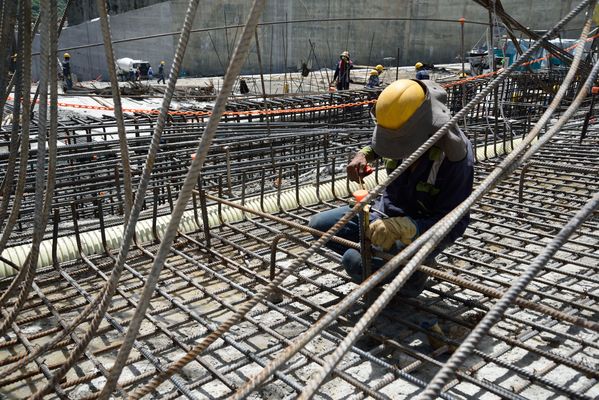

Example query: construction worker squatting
[415,61,431,80]
[375,64,385,80]
[365,69,380,88]
[309,79,474,297]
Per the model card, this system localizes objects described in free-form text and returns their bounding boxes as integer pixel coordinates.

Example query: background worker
[375,64,385,80]
[415,61,430,80]
[9,53,17,75]
[333,50,353,90]
[239,77,250,94]
[62,53,73,91]
[157,61,166,84]
[365,69,380,88]
[309,79,473,297]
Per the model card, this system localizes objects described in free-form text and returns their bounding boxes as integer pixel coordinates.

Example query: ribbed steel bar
[1,2,599,398]
[296,6,596,397]
[0,0,57,335]
[199,213,597,398]
[4,0,206,395]
[95,0,133,221]
[421,190,599,398]
[102,2,268,398]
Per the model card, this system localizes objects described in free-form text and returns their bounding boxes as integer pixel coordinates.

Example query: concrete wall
[35,0,585,81]
[33,2,178,81]
[66,0,169,26]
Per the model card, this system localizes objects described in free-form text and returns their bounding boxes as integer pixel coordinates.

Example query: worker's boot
[368,270,429,305]
[396,255,440,298]
[396,270,428,298]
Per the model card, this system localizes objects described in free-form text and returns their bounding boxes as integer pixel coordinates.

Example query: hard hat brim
[371,114,430,160]
[371,80,451,160]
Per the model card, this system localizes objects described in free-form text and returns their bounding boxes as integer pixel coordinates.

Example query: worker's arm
[346,145,380,182]
[358,145,379,163]
[411,157,474,243]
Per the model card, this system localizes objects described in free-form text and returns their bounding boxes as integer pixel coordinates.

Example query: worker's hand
[347,152,372,182]
[368,217,418,250]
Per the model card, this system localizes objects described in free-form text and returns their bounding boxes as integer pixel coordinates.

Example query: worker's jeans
[308,206,448,298]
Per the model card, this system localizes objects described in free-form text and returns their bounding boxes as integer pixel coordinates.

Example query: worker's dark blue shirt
[62,61,71,77]
[370,143,474,243]
[366,75,380,88]
[416,69,430,80]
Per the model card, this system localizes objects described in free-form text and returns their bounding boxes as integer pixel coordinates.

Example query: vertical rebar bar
[96,0,133,221]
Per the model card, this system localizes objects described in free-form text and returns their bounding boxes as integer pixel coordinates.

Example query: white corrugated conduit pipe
[0,139,517,278]
[0,171,376,277]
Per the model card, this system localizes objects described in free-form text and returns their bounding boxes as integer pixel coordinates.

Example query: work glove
[368,217,418,250]
[346,152,372,182]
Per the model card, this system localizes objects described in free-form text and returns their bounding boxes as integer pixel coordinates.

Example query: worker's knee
[307,212,328,233]
[342,249,363,283]
[400,271,429,298]
[308,207,345,233]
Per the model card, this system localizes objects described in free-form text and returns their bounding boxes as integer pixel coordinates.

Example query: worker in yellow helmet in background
[309,79,473,298]
[365,69,380,88]
[62,53,73,92]
[415,61,430,80]
[374,64,385,85]
[9,53,17,75]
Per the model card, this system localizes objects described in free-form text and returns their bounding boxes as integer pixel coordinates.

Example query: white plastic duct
[474,136,533,160]
[0,139,520,278]
[0,172,381,278]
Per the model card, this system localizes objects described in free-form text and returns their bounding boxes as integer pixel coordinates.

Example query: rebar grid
[0,71,587,243]
[0,120,596,398]
[1,0,598,398]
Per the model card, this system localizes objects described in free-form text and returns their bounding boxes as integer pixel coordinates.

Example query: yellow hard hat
[160,61,165,64]
[375,79,425,130]
[369,69,379,76]
[375,64,384,72]
[415,62,423,70]
[64,53,70,58]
